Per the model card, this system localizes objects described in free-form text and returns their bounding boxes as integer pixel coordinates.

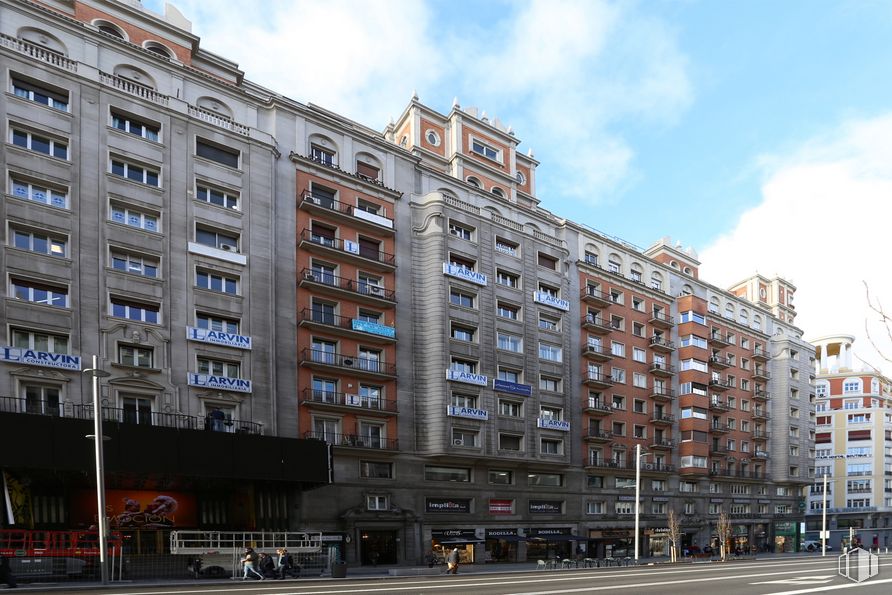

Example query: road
[13,556,892,595]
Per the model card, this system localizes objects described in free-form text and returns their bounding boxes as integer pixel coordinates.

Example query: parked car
[801,540,832,552]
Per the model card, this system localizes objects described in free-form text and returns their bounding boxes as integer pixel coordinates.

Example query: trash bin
[331,561,347,578]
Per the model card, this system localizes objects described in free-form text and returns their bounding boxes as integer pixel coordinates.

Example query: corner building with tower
[1,0,817,567]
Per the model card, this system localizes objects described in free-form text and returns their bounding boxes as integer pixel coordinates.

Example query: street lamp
[821,473,828,557]
[634,443,649,562]
[83,355,111,585]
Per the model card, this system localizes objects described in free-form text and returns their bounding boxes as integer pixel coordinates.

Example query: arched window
[724,303,734,319]
[93,19,127,40]
[144,41,174,59]
[607,253,622,275]
[113,64,156,89]
[491,187,505,198]
[308,133,338,167]
[753,315,762,331]
[739,308,749,325]
[17,27,67,55]
[466,177,481,188]
[650,272,663,291]
[630,263,644,283]
[709,297,720,314]
[196,96,233,119]
[681,284,693,295]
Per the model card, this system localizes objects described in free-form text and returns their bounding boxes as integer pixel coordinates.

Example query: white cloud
[700,114,892,373]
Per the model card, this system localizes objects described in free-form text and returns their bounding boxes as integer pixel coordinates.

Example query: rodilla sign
[0,347,81,370]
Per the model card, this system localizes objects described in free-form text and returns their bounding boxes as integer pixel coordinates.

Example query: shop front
[430,529,481,565]
[484,528,524,563]
[525,527,582,561]
[732,524,750,554]
[645,528,670,558]
[774,521,797,553]
[587,528,633,559]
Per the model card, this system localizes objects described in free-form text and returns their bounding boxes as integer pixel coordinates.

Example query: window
[452,428,479,447]
[366,495,389,511]
[425,466,470,482]
[196,313,239,333]
[681,335,708,349]
[197,270,238,294]
[121,395,153,425]
[451,393,477,409]
[611,341,625,357]
[497,368,521,383]
[843,380,861,394]
[541,438,563,455]
[111,251,158,278]
[11,278,68,308]
[11,76,68,111]
[425,129,441,146]
[679,311,706,325]
[361,461,393,479]
[632,322,645,337]
[489,470,513,484]
[118,344,153,367]
[111,298,159,323]
[356,161,380,181]
[11,127,67,159]
[634,399,647,413]
[196,138,239,168]
[195,227,238,251]
[537,252,558,270]
[499,433,523,451]
[11,329,68,353]
[197,184,239,209]
[540,406,562,421]
[681,359,708,373]
[471,138,500,161]
[11,228,66,257]
[111,110,159,141]
[110,203,159,232]
[448,220,474,241]
[358,348,381,372]
[528,473,563,487]
[450,289,475,308]
[9,177,68,208]
[451,323,476,342]
[539,313,559,331]
[540,375,561,392]
[610,315,624,331]
[615,501,634,515]
[586,501,605,514]
[497,302,519,320]
[23,385,61,415]
[197,357,241,378]
[612,394,626,410]
[496,269,519,288]
[632,296,645,311]
[310,144,335,166]
[110,158,159,186]
[497,332,523,353]
[633,347,646,363]
[450,358,477,374]
[633,373,648,388]
[538,342,562,362]
[495,237,518,256]
[611,368,626,384]
[607,259,621,274]
[499,399,522,417]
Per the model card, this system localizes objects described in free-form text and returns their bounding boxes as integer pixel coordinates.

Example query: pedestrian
[259,552,275,577]
[275,548,290,579]
[0,555,17,589]
[241,547,264,580]
[446,547,459,574]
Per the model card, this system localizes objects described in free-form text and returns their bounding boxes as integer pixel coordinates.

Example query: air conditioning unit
[221,244,235,252]
[367,285,384,296]
[305,271,317,281]
[346,394,361,406]
[306,195,321,205]
[452,439,464,446]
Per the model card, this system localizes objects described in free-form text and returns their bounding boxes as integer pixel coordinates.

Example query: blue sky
[144,0,892,369]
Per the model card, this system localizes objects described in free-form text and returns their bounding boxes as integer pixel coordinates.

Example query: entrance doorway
[360,530,397,565]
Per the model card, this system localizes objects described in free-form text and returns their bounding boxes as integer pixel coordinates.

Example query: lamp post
[83,355,111,585]
[821,473,828,557]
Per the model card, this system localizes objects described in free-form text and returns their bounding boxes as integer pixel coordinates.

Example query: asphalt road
[11,556,892,595]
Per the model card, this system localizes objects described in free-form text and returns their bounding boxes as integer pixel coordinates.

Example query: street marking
[764,576,892,594]
[751,575,835,585]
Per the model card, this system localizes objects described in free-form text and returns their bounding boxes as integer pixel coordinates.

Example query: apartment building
[1,0,817,568]
[806,335,892,550]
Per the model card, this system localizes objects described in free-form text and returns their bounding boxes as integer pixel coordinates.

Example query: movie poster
[71,490,197,529]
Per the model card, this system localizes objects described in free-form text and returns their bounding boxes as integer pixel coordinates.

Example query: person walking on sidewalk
[446,547,460,574]
[241,547,264,580]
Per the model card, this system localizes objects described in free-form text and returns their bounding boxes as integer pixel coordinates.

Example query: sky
[145,0,892,372]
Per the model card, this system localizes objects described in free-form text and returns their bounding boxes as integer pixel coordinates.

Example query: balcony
[582,313,613,335]
[752,450,769,460]
[586,459,634,471]
[753,390,771,401]
[585,401,613,416]
[649,311,673,329]
[709,468,766,480]
[650,387,676,402]
[649,361,675,377]
[583,430,613,443]
[651,413,675,425]
[0,396,263,434]
[582,343,613,362]
[650,440,674,450]
[640,462,676,473]
[710,331,731,347]
[298,229,396,271]
[297,308,396,343]
[710,445,729,456]
[709,355,732,369]
[1,32,78,72]
[710,422,731,434]
[752,347,770,362]
[752,430,769,440]
[299,190,395,235]
[709,378,731,392]
[299,388,398,416]
[303,431,398,451]
[752,409,770,421]
[581,286,612,307]
[583,371,615,388]
[648,336,675,352]
[752,368,771,381]
[709,398,731,412]
[298,268,396,304]
[299,348,397,378]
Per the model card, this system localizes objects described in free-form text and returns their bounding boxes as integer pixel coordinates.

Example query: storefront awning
[488,535,527,542]
[437,538,486,545]
[529,534,587,542]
